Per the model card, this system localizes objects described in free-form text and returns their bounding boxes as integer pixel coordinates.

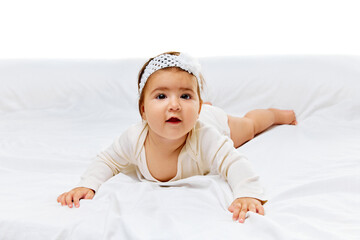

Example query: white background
[0,0,359,59]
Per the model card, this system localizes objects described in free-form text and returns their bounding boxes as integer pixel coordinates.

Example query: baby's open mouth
[166,117,181,123]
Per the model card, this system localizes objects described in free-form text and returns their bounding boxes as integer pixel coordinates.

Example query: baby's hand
[228,197,264,223]
[57,187,95,208]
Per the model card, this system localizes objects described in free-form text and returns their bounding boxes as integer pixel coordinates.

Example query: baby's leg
[228,108,297,148]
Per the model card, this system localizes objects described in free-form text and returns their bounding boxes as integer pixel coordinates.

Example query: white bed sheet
[0,56,359,239]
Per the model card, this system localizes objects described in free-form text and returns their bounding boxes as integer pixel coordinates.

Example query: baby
[57,52,296,223]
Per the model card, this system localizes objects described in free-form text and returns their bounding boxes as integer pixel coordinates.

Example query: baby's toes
[283,110,297,124]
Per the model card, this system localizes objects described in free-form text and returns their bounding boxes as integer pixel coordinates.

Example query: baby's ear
[198,101,203,115]
[141,105,146,120]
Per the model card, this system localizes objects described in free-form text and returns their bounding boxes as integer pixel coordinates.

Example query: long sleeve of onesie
[199,124,267,204]
[77,129,134,192]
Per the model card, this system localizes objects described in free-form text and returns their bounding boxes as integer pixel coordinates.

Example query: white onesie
[78,105,267,203]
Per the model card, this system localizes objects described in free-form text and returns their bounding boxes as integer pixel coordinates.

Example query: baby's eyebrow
[179,87,195,92]
[150,87,195,94]
[150,87,169,95]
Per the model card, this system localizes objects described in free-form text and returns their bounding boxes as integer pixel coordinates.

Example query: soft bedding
[0,56,359,239]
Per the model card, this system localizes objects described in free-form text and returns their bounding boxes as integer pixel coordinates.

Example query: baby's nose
[169,98,181,111]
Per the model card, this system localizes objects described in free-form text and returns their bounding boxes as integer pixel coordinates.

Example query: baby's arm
[224,157,267,223]
[200,124,267,222]
[56,159,114,208]
[57,127,135,208]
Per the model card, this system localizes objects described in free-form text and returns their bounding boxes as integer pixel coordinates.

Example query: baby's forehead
[148,68,197,85]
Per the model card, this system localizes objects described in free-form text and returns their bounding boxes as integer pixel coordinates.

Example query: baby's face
[141,68,201,141]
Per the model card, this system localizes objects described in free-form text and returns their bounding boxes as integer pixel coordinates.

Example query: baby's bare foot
[269,109,297,125]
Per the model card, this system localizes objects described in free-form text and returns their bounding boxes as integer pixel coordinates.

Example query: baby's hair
[137,51,205,116]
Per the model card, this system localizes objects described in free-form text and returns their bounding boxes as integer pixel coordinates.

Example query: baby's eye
[156,94,166,99]
[181,94,191,100]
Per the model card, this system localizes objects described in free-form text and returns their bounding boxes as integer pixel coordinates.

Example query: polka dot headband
[139,53,202,95]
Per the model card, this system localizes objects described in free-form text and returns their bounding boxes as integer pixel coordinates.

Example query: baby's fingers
[232,205,241,221]
[65,192,74,208]
[58,193,67,206]
[256,204,265,215]
[238,203,248,223]
[73,192,82,208]
[57,193,63,203]
[84,189,95,199]
[249,203,257,213]
[228,205,235,213]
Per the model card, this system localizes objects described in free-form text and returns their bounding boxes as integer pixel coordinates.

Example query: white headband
[139,53,202,95]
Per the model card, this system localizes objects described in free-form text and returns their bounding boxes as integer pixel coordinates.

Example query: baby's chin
[161,132,190,142]
[147,127,188,142]
[163,128,194,142]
